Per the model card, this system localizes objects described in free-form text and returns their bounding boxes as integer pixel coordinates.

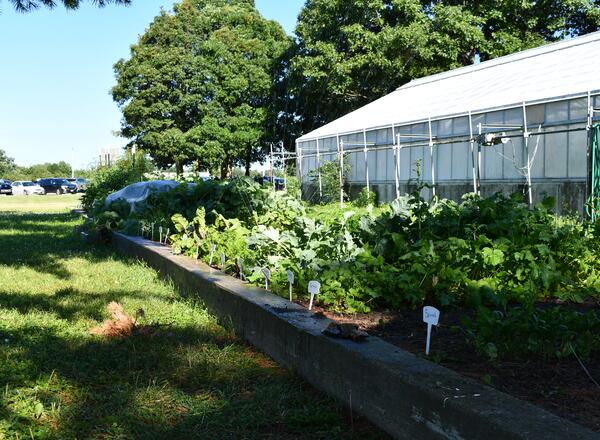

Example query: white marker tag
[287,270,294,302]
[308,281,321,310]
[262,268,271,280]
[209,244,216,267]
[263,268,271,290]
[220,252,226,270]
[238,258,244,280]
[423,306,440,355]
[423,306,440,326]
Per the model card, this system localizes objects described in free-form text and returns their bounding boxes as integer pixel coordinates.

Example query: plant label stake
[209,244,217,267]
[423,306,440,355]
[164,228,170,244]
[238,258,244,281]
[159,226,163,244]
[287,270,294,301]
[308,281,321,311]
[220,252,226,271]
[263,268,271,290]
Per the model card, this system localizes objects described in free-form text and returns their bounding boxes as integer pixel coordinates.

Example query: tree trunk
[176,161,183,177]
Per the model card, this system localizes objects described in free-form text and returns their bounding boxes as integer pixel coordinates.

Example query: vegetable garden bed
[87,177,600,434]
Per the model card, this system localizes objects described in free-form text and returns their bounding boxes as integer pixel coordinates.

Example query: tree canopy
[0,148,16,177]
[283,0,600,137]
[112,0,290,177]
[7,0,130,12]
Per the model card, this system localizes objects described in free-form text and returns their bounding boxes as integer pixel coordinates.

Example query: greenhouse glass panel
[568,130,587,178]
[546,101,569,123]
[544,130,568,177]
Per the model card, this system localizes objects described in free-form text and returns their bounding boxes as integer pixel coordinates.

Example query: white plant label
[308,281,321,310]
[164,228,170,244]
[263,268,271,290]
[238,258,245,281]
[159,226,163,244]
[287,270,294,301]
[209,244,216,267]
[423,306,441,355]
[220,252,226,270]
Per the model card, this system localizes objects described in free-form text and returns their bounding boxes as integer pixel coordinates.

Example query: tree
[7,0,131,13]
[285,0,600,136]
[0,148,16,176]
[112,0,290,178]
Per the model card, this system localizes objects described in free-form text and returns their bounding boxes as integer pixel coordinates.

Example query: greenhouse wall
[297,94,600,214]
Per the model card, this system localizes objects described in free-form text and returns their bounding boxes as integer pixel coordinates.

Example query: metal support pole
[270,143,275,190]
[363,128,370,193]
[477,123,483,195]
[522,102,533,206]
[339,138,345,208]
[297,142,303,199]
[468,111,477,194]
[392,124,400,200]
[316,138,322,200]
[281,143,287,192]
[428,117,436,197]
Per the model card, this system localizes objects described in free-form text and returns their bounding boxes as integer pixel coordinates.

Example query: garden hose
[586,124,600,221]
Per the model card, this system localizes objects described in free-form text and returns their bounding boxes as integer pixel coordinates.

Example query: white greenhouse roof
[297,32,600,142]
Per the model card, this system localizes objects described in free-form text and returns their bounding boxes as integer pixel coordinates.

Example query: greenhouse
[295,31,600,213]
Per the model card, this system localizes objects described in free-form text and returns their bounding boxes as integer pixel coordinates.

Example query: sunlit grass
[0,194,82,212]
[0,205,383,438]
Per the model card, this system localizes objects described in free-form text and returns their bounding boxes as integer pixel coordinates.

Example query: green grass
[0,194,82,213]
[0,199,384,438]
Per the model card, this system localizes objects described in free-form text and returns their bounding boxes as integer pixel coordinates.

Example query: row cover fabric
[105,180,184,212]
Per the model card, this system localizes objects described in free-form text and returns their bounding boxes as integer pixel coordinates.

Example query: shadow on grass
[1,322,381,439]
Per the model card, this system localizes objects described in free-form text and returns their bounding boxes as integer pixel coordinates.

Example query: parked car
[66,177,89,192]
[0,179,12,195]
[37,178,77,195]
[11,181,45,196]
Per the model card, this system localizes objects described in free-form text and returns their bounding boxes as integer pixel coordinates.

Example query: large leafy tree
[7,0,130,12]
[0,148,16,176]
[285,0,600,137]
[112,0,289,177]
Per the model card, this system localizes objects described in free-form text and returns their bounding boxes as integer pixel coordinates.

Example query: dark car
[37,178,77,195]
[0,179,12,195]
[66,177,89,192]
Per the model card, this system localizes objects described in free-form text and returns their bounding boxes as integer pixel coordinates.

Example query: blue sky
[0,0,305,169]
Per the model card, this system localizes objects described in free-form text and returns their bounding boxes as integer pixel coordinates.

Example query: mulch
[302,301,600,432]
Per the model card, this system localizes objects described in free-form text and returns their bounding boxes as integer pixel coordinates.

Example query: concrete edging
[112,232,597,440]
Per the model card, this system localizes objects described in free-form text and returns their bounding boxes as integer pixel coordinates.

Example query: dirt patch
[301,301,600,432]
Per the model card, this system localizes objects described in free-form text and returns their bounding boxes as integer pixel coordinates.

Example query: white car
[11,181,45,196]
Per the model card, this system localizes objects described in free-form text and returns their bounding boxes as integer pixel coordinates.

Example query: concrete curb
[112,232,597,440]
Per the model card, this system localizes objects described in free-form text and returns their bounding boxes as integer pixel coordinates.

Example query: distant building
[98,147,122,167]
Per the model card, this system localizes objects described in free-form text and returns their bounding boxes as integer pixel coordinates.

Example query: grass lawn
[0,198,384,438]
[0,194,82,213]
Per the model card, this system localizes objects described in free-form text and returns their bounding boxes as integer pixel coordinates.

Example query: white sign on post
[263,268,271,290]
[220,252,226,271]
[159,226,163,244]
[238,258,245,281]
[287,270,294,302]
[308,281,321,310]
[209,244,217,267]
[423,306,440,355]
